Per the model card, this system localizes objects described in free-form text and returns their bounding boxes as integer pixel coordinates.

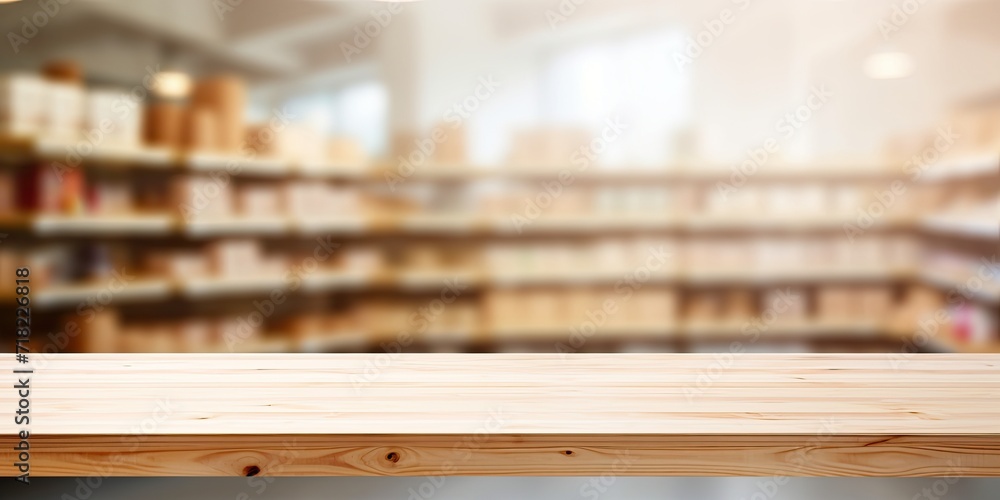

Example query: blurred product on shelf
[0,73,46,138]
[42,60,84,84]
[507,127,593,168]
[172,175,233,220]
[90,179,134,215]
[41,63,86,143]
[16,163,87,214]
[950,103,1000,157]
[145,250,208,280]
[430,123,468,165]
[144,101,184,149]
[183,106,219,152]
[326,136,368,167]
[191,75,247,154]
[284,182,361,219]
[236,183,283,218]
[0,170,12,214]
[0,71,85,143]
[85,89,143,148]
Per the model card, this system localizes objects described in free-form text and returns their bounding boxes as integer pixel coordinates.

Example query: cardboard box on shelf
[182,107,219,153]
[430,123,467,165]
[171,176,233,220]
[327,136,367,166]
[634,288,678,327]
[507,127,592,168]
[42,81,85,143]
[243,123,281,158]
[78,309,121,353]
[219,314,263,350]
[207,239,262,278]
[0,73,46,138]
[817,287,854,320]
[340,246,382,274]
[484,289,523,331]
[144,102,184,149]
[858,286,894,320]
[191,75,246,153]
[144,251,209,280]
[236,184,284,218]
[86,89,143,148]
[177,319,215,352]
[726,290,756,319]
[0,170,13,215]
[282,125,326,165]
[42,60,83,84]
[90,180,133,215]
[762,287,808,320]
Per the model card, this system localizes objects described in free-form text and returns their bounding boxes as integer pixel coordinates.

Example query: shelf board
[35,138,176,168]
[41,279,172,307]
[490,324,679,341]
[1,279,172,308]
[181,275,287,298]
[184,217,290,236]
[683,319,884,339]
[0,137,911,184]
[20,214,175,235]
[920,269,1000,304]
[2,353,999,477]
[921,154,999,182]
[0,136,176,168]
[186,153,292,176]
[300,272,369,291]
[930,333,1000,354]
[367,164,903,183]
[22,267,920,308]
[297,163,369,178]
[922,216,998,240]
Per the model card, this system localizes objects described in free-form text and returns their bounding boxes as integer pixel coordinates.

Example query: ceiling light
[151,71,192,99]
[864,51,914,80]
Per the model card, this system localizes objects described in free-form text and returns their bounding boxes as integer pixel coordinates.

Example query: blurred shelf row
[1,213,993,240]
[66,313,1000,355]
[0,212,946,236]
[0,135,996,183]
[6,267,997,309]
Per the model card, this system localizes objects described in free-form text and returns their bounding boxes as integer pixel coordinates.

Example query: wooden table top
[2,353,999,477]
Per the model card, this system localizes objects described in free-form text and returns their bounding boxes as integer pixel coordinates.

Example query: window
[540,29,692,168]
[281,80,389,157]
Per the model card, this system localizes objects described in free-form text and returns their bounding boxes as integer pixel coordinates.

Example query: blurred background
[0,0,996,358]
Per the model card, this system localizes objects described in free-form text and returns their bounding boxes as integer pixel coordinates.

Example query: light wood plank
[1,353,999,476]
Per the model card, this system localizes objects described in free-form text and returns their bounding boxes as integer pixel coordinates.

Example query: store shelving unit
[1,136,997,354]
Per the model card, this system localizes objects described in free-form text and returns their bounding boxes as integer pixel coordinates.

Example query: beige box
[171,176,233,220]
[78,309,121,353]
[327,136,367,166]
[237,185,283,217]
[178,319,215,352]
[208,240,262,277]
[42,81,85,142]
[183,107,219,152]
[86,89,143,148]
[191,75,246,153]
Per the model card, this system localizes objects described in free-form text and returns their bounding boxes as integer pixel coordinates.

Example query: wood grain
[2,353,999,476]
